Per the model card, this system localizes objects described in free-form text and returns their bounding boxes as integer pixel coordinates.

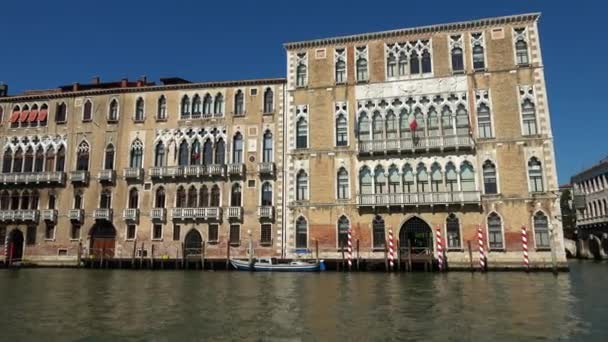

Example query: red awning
[38,110,48,122]
[9,112,20,123]
[19,111,30,122]
[28,110,39,122]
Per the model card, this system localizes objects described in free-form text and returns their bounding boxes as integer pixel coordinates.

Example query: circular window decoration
[249,155,256,163]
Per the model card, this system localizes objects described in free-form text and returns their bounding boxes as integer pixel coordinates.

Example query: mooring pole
[384,240,388,272]
[201,241,206,270]
[151,244,155,270]
[131,240,137,269]
[467,240,473,272]
[77,241,82,268]
[315,240,319,263]
[396,239,401,272]
[356,239,360,271]
[226,240,230,270]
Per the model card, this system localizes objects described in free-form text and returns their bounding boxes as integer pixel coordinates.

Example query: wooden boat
[230,258,322,272]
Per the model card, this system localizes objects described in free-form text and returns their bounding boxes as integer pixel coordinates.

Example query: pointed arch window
[296,64,307,87]
[176,186,186,208]
[335,54,346,84]
[336,113,348,146]
[431,163,443,192]
[386,53,397,77]
[214,93,224,115]
[337,168,349,199]
[130,140,143,168]
[358,112,370,141]
[263,131,273,163]
[190,140,202,165]
[373,215,385,248]
[74,191,83,210]
[296,117,308,149]
[215,138,226,165]
[2,149,12,173]
[178,140,189,166]
[0,190,9,210]
[108,99,119,122]
[210,185,221,207]
[261,182,272,206]
[157,95,167,120]
[135,97,145,122]
[33,147,45,172]
[337,216,350,249]
[427,107,439,137]
[483,160,497,194]
[397,52,408,76]
[23,147,34,173]
[155,142,166,167]
[374,167,386,194]
[460,162,475,192]
[521,98,538,136]
[472,43,485,70]
[451,47,464,72]
[534,211,550,248]
[402,164,415,193]
[183,95,193,118]
[356,56,368,82]
[10,190,19,210]
[187,186,197,208]
[441,106,453,132]
[455,104,469,132]
[128,188,139,209]
[231,183,242,207]
[421,50,432,73]
[56,146,65,172]
[12,148,23,173]
[21,190,31,209]
[100,189,112,209]
[203,139,213,165]
[263,88,274,113]
[233,133,243,163]
[515,37,529,65]
[445,163,457,193]
[409,51,420,75]
[155,187,166,208]
[528,157,544,193]
[416,164,428,193]
[385,110,397,140]
[56,102,67,123]
[296,216,308,248]
[388,166,400,193]
[83,100,92,121]
[76,142,90,171]
[201,94,212,115]
[234,90,244,115]
[446,214,461,249]
[372,112,383,140]
[296,170,308,201]
[199,185,209,207]
[360,167,373,195]
[477,103,493,138]
[487,212,503,250]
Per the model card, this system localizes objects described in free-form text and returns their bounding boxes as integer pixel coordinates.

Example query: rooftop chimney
[0,83,7,97]
[92,76,100,85]
[72,82,80,92]
[121,78,128,88]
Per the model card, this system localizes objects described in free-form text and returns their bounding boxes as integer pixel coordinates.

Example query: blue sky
[0,1,605,184]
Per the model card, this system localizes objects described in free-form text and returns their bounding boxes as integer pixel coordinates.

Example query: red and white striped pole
[521,225,530,270]
[347,228,353,270]
[388,228,395,269]
[477,225,486,271]
[436,227,444,271]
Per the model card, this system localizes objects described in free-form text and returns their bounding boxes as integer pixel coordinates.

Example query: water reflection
[0,262,605,341]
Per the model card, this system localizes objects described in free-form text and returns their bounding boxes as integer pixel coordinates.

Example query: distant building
[571,158,608,238]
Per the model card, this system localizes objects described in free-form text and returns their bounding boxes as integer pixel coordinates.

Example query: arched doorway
[7,229,24,263]
[89,222,116,258]
[184,229,202,257]
[399,216,433,255]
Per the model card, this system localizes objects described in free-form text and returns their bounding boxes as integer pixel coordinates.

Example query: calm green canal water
[0,261,605,341]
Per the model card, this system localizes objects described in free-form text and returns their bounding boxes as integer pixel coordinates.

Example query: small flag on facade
[408,111,418,131]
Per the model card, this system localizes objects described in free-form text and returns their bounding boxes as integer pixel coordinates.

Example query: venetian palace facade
[0,13,567,269]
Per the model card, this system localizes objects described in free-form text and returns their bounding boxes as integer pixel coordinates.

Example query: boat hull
[230,259,320,272]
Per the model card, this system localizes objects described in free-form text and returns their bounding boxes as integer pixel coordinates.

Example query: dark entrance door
[8,229,24,262]
[184,229,202,257]
[399,217,433,255]
[89,222,116,258]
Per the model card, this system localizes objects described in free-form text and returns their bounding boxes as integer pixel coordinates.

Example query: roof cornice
[284,12,541,50]
[0,78,286,103]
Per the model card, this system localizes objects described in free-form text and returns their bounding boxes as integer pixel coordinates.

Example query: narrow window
[296,118,308,149]
[337,168,349,199]
[398,53,408,76]
[153,224,163,240]
[71,224,81,240]
[487,213,503,250]
[528,157,544,192]
[386,54,396,78]
[108,99,118,121]
[12,148,23,173]
[295,217,308,248]
[335,55,346,83]
[128,188,138,209]
[100,190,112,209]
[337,216,349,249]
[296,170,308,201]
[3,149,12,173]
[157,95,167,120]
[230,224,240,244]
[198,186,209,207]
[129,140,143,168]
[336,114,348,146]
[430,163,442,192]
[23,147,34,173]
[210,185,221,207]
[55,146,65,172]
[416,164,428,193]
[187,186,197,208]
[385,111,397,139]
[521,98,538,135]
[375,167,386,194]
[360,167,373,195]
[451,47,464,72]
[234,90,244,115]
[104,144,115,170]
[409,51,420,75]
[260,224,272,244]
[45,222,56,240]
[76,142,90,171]
[373,215,385,249]
[477,103,493,138]
[231,183,242,206]
[154,142,165,167]
[534,211,550,248]
[215,138,225,165]
[176,186,186,208]
[178,140,189,166]
[421,50,432,73]
[208,224,219,242]
[472,40,485,70]
[26,226,37,245]
[126,225,136,240]
[261,182,272,206]
[358,112,370,141]
[356,56,368,82]
[233,133,243,163]
[263,131,273,163]
[183,95,193,118]
[263,88,274,113]
[214,93,223,115]
[402,164,415,193]
[135,97,144,121]
[296,64,307,87]
[173,224,181,241]
[460,162,475,192]
[483,160,497,194]
[446,214,461,249]
[155,187,166,208]
[203,94,213,116]
[203,139,213,166]
[55,103,67,123]
[83,100,92,121]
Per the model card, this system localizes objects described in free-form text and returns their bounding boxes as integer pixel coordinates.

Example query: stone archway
[89,222,116,258]
[399,216,433,255]
[184,229,202,257]
[7,229,24,263]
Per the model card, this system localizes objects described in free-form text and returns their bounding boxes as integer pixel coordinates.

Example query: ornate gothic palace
[0,13,567,269]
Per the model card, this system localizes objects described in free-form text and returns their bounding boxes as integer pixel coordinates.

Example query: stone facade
[571,159,608,239]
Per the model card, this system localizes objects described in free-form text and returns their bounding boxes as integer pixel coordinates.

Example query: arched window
[157,95,167,120]
[388,165,399,193]
[335,56,346,84]
[431,163,443,192]
[460,162,475,192]
[427,107,439,137]
[231,183,242,206]
[100,189,112,209]
[516,40,529,65]
[487,212,503,250]
[337,168,349,199]
[102,144,114,170]
[373,215,385,248]
[23,147,34,173]
[386,53,397,77]
[337,216,350,249]
[187,186,197,208]
[233,133,243,163]
[155,142,165,167]
[190,140,201,165]
[155,187,166,208]
[421,50,432,73]
[56,146,65,172]
[202,94,212,115]
[135,97,145,121]
[409,51,420,75]
[295,216,308,248]
[214,93,224,115]
[533,211,550,248]
[296,117,308,149]
[399,109,410,138]
[73,191,83,209]
[360,167,373,195]
[455,104,469,131]
[22,190,32,209]
[176,186,186,208]
[296,64,307,87]
[10,190,19,210]
[372,112,383,140]
[210,185,221,207]
[234,90,244,115]
[296,170,308,201]
[199,185,209,207]
[451,47,464,72]
[385,110,397,140]
[398,52,408,76]
[183,95,193,117]
[374,166,386,194]
[336,113,348,146]
[445,162,457,193]
[261,182,272,206]
[413,107,425,133]
[358,112,370,141]
[472,44,485,70]
[521,98,538,135]
[55,102,67,123]
[356,57,368,81]
[178,140,189,166]
[34,147,43,172]
[129,140,143,168]
[215,138,225,165]
[128,188,138,209]
[203,139,213,165]
[441,106,453,132]
[2,149,12,173]
[416,164,428,193]
[39,104,48,126]
[528,157,544,192]
[402,164,415,193]
[478,103,493,138]
[83,99,92,121]
[108,99,119,121]
[446,214,461,249]
[12,148,23,173]
[482,160,497,194]
[263,131,273,163]
[263,88,274,113]
[76,142,90,171]
[0,190,9,210]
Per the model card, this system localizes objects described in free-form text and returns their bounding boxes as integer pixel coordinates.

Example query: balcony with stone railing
[1,172,66,185]
[358,135,474,156]
[207,164,225,177]
[70,170,90,184]
[93,208,113,221]
[171,207,222,221]
[150,208,166,222]
[357,191,481,207]
[258,206,274,220]
[41,209,57,222]
[122,208,139,222]
[577,214,608,226]
[150,165,227,179]
[258,162,275,176]
[227,163,245,177]
[0,209,39,222]
[124,168,144,181]
[68,209,84,222]
[227,206,242,220]
[98,170,116,183]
